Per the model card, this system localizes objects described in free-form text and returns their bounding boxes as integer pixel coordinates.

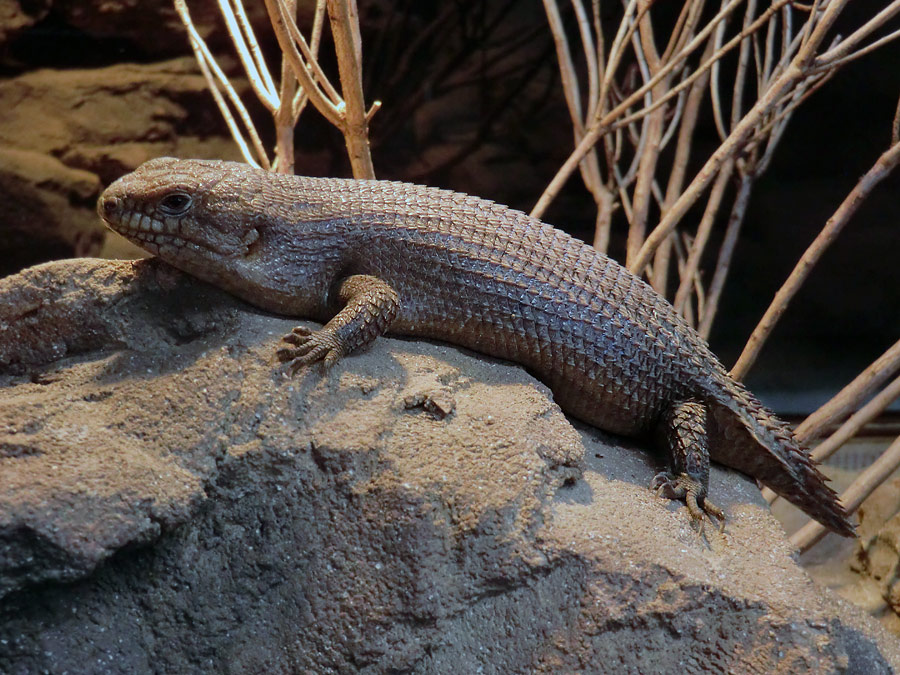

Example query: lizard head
[99,157,352,315]
[98,157,265,267]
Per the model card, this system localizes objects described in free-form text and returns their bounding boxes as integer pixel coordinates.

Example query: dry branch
[791,434,900,553]
[177,0,376,177]
[796,338,900,445]
[732,140,900,381]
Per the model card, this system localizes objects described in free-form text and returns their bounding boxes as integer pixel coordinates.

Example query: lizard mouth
[101,204,258,258]
[115,227,192,253]
[101,204,186,245]
[100,204,216,255]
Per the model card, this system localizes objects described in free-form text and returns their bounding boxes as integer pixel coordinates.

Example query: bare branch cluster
[541,1,900,548]
[539,0,900,329]
[174,0,377,177]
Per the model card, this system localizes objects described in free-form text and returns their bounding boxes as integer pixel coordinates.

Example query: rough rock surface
[0,147,105,276]
[0,258,898,673]
[799,472,900,637]
[0,0,273,59]
[0,0,51,44]
[0,58,241,274]
[848,504,900,635]
[0,58,239,178]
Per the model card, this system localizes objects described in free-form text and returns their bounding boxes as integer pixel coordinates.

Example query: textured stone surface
[0,0,51,45]
[0,258,898,673]
[55,0,273,58]
[0,58,237,176]
[800,472,900,637]
[0,147,105,276]
[0,58,242,274]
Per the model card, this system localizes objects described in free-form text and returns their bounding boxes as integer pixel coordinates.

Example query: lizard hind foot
[650,471,726,534]
[276,325,345,374]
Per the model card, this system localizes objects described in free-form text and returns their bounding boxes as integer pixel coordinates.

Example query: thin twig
[699,169,753,338]
[814,1,900,67]
[543,0,604,198]
[263,0,344,127]
[660,0,696,64]
[764,374,900,504]
[652,31,718,295]
[273,0,298,173]
[709,0,729,141]
[814,26,900,73]
[326,0,376,178]
[730,0,759,129]
[572,0,600,121]
[792,434,900,553]
[795,338,900,445]
[174,0,271,169]
[673,160,734,314]
[215,0,279,109]
[231,0,278,98]
[761,8,778,87]
[894,94,900,147]
[658,74,689,151]
[292,0,328,121]
[809,377,900,465]
[626,3,666,267]
[732,139,900,380]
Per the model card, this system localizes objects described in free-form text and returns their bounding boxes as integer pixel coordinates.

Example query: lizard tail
[704,377,856,537]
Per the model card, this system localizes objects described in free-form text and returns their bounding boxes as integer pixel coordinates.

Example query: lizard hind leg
[650,398,726,533]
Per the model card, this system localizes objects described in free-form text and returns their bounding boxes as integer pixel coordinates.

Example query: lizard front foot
[276,326,346,374]
[650,471,726,534]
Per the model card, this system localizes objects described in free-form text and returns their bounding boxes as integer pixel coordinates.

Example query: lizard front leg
[650,398,726,533]
[277,274,400,374]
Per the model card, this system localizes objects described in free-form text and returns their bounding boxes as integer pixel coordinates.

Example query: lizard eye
[159,192,193,216]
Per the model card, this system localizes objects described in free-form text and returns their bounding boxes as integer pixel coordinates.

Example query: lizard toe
[282,332,311,346]
[278,327,348,375]
[284,346,331,375]
[650,471,685,499]
[651,472,726,532]
[276,346,303,361]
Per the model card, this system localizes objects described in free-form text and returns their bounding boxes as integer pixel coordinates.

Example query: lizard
[96,157,855,537]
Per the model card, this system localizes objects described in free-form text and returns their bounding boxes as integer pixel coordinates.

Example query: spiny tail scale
[705,377,854,537]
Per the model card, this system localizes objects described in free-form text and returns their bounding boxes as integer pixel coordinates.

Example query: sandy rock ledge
[0,258,897,673]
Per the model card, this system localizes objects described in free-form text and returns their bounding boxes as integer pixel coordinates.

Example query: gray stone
[0,258,897,673]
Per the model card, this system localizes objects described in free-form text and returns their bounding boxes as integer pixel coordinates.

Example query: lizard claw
[277,326,345,374]
[281,326,313,346]
[651,471,726,534]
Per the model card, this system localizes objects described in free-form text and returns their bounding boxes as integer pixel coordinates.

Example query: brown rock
[0,58,243,273]
[0,147,105,276]
[804,473,900,636]
[0,57,241,177]
[0,258,897,673]
[55,0,276,59]
[0,0,51,45]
